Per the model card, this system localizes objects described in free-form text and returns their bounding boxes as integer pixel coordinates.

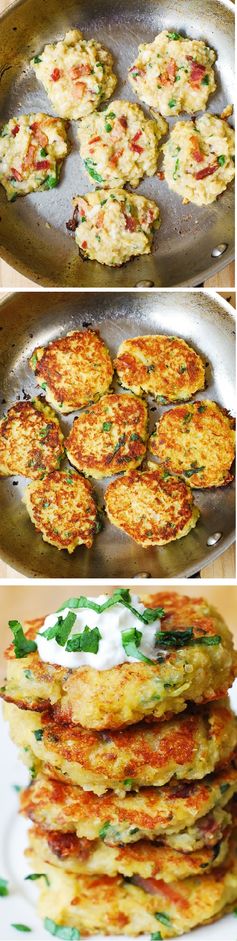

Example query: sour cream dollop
[36,593,162,670]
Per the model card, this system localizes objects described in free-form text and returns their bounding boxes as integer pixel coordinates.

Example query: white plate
[1,684,237,941]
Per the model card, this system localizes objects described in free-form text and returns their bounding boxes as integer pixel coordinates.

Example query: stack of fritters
[2,591,237,938]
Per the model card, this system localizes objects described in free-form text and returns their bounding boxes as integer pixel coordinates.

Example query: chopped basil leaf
[123,778,134,788]
[179,365,186,373]
[142,606,165,623]
[130,433,141,441]
[41,611,77,646]
[66,625,101,654]
[8,621,37,659]
[40,147,48,157]
[220,782,230,794]
[99,822,122,842]
[33,729,43,741]
[183,412,192,424]
[201,74,209,84]
[122,627,153,663]
[0,876,9,896]
[11,927,31,934]
[57,590,164,627]
[198,404,206,412]
[106,111,116,120]
[44,921,80,940]
[218,154,225,165]
[155,628,221,648]
[105,122,112,132]
[183,465,205,477]
[173,157,179,180]
[102,421,112,431]
[168,98,176,108]
[44,174,57,189]
[57,596,101,613]
[167,31,181,39]
[41,382,47,390]
[155,912,171,927]
[84,159,104,183]
[25,872,49,886]
[33,55,42,63]
[151,934,162,941]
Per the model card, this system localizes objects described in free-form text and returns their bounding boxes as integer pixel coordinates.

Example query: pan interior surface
[0,0,234,287]
[0,290,235,578]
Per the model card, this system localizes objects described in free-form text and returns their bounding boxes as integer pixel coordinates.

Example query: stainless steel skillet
[0,0,234,287]
[0,289,235,578]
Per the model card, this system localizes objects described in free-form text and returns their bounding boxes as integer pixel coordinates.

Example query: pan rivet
[135,280,155,287]
[133,572,151,578]
[207,532,223,546]
[211,243,228,258]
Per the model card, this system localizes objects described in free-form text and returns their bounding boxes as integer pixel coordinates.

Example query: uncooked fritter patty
[150,400,235,488]
[31,29,117,121]
[23,839,237,938]
[22,469,98,552]
[65,393,148,478]
[114,334,205,402]
[0,112,69,200]
[77,100,167,188]
[162,113,235,205]
[20,767,237,848]
[3,592,236,729]
[128,30,216,116]
[105,464,199,546]
[27,825,230,882]
[29,329,113,414]
[4,699,237,794]
[69,190,160,266]
[0,398,64,478]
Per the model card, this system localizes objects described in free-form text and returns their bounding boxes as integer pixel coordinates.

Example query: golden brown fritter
[20,764,237,847]
[77,100,167,189]
[150,400,236,488]
[105,464,199,546]
[114,334,205,403]
[4,699,237,795]
[22,469,98,552]
[3,592,236,729]
[31,29,117,121]
[0,398,64,478]
[65,393,148,478]
[0,112,69,200]
[23,838,237,937]
[27,824,231,881]
[163,113,235,206]
[29,329,113,414]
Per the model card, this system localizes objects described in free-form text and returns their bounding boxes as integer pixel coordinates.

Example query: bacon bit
[167,58,177,83]
[130,142,144,153]
[73,82,86,98]
[195,164,218,180]
[23,143,37,170]
[109,150,123,167]
[88,136,101,144]
[124,213,137,232]
[51,68,61,81]
[35,159,50,170]
[157,170,165,180]
[10,167,22,181]
[119,115,128,129]
[11,124,20,137]
[81,240,88,249]
[132,876,189,910]
[95,210,105,228]
[131,130,142,143]
[187,58,206,84]
[190,135,204,163]
[71,64,91,79]
[30,122,48,148]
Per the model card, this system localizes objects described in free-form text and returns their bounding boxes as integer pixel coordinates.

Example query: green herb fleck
[151,934,162,941]
[12,784,22,793]
[198,404,206,412]
[40,147,48,157]
[66,625,101,654]
[183,465,205,477]
[44,174,57,189]
[123,778,134,789]
[44,920,80,940]
[33,55,42,63]
[130,433,141,441]
[0,877,9,896]
[168,98,176,108]
[102,421,112,431]
[179,365,187,373]
[218,154,226,166]
[167,31,181,40]
[173,157,179,180]
[25,872,49,886]
[41,382,47,390]
[183,412,192,424]
[155,912,171,927]
[11,927,31,934]
[122,627,153,663]
[201,74,209,85]
[220,782,230,794]
[8,621,37,659]
[84,159,104,183]
[33,729,43,741]
[31,353,38,369]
